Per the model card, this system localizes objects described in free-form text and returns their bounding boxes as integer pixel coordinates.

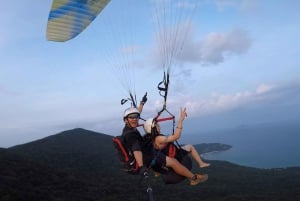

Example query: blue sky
[1,0,300,148]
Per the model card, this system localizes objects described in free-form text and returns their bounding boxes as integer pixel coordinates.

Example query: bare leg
[133,150,143,167]
[166,156,194,179]
[166,156,208,185]
[182,144,210,168]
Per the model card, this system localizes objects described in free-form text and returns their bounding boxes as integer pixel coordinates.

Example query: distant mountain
[7,128,229,172]
[1,128,300,201]
[8,128,117,172]
[10,128,113,154]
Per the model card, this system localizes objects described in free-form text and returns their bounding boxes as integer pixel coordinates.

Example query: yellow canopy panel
[46,0,110,42]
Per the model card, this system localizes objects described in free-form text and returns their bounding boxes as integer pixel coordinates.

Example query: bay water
[187,122,300,169]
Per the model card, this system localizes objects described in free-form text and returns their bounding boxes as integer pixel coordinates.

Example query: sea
[186,122,300,169]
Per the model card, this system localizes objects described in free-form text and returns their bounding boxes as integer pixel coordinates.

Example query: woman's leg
[165,156,208,185]
[166,156,193,178]
[182,144,210,168]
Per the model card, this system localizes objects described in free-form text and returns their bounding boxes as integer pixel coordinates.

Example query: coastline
[191,123,300,169]
[202,147,300,169]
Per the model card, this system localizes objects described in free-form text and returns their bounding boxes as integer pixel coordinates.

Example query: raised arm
[138,92,147,113]
[166,107,187,142]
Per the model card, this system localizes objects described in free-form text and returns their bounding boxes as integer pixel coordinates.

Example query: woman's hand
[179,107,187,121]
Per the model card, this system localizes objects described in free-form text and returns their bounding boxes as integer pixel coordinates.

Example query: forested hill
[1,128,300,201]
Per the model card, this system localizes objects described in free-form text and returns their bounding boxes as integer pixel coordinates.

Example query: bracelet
[176,127,182,129]
[140,101,145,105]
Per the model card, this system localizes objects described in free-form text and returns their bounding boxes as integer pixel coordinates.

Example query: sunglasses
[127,113,140,119]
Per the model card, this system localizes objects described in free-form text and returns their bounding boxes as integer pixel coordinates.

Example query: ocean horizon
[188,122,300,169]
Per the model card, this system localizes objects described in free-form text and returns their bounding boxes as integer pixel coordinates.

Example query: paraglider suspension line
[121,92,137,108]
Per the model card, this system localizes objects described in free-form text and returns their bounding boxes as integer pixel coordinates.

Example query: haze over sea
[185,121,300,169]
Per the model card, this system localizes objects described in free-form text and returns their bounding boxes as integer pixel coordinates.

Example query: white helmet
[143,118,155,134]
[123,107,140,119]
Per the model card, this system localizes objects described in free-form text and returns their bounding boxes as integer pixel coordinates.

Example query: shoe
[190,174,208,186]
[154,171,160,177]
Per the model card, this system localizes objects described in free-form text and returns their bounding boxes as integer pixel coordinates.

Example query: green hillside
[1,128,299,201]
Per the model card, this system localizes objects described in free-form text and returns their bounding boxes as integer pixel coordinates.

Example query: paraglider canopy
[45,0,198,111]
[46,0,110,42]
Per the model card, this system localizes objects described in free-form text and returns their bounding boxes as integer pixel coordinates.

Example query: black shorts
[145,151,168,173]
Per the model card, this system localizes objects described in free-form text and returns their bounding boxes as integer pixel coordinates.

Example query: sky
[1,0,300,148]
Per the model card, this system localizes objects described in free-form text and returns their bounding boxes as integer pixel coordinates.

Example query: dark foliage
[1,128,300,201]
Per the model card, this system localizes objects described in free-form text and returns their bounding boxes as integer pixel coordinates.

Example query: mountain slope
[0,149,114,201]
[9,128,113,154]
[1,128,300,201]
[8,128,117,172]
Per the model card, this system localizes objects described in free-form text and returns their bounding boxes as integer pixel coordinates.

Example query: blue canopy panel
[47,0,110,42]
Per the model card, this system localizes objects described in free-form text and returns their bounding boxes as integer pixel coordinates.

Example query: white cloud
[0,85,10,96]
[214,0,238,10]
[181,28,251,65]
[256,83,273,94]
[151,22,251,68]
[213,0,257,13]
[165,83,276,117]
[176,1,198,9]
[240,0,257,13]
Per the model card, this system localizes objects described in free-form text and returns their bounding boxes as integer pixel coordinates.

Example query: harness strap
[157,71,170,108]
[112,137,130,162]
[168,144,177,158]
[150,149,161,167]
